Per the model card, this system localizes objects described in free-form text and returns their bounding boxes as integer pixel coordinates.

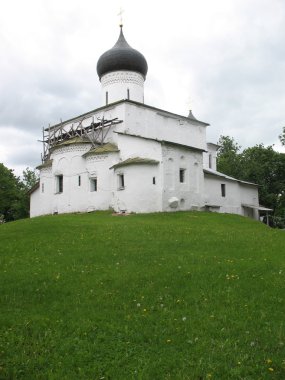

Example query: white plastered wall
[117,102,207,151]
[101,71,144,105]
[161,144,204,211]
[85,152,120,212]
[204,174,259,218]
[111,164,161,213]
[204,175,241,214]
[30,187,41,217]
[116,133,162,162]
[203,143,218,170]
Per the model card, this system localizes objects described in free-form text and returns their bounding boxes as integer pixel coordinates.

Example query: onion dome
[97,26,148,79]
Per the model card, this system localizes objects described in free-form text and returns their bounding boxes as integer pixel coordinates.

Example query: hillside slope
[0,212,285,379]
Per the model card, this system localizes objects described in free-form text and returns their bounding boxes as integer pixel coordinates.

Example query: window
[221,183,226,197]
[78,175,81,186]
[90,178,97,192]
[127,88,130,99]
[153,177,156,185]
[118,174,125,190]
[179,169,186,183]
[56,175,63,193]
[105,91,108,105]
[209,154,212,169]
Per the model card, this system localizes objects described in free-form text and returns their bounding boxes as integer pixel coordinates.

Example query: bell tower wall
[101,71,144,105]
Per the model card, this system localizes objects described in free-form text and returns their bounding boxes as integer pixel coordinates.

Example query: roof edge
[28,181,40,195]
[115,131,206,152]
[110,157,159,170]
[203,168,258,186]
[45,99,210,131]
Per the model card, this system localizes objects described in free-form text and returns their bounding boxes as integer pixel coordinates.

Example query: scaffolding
[40,116,123,162]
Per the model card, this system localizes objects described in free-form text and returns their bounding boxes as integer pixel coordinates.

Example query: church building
[30,25,262,219]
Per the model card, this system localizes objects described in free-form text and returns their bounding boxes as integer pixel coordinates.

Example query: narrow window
[118,174,125,190]
[78,175,81,186]
[105,91,108,105]
[41,183,44,193]
[209,154,212,169]
[90,178,97,192]
[153,177,156,185]
[221,183,226,197]
[179,169,185,183]
[127,88,130,99]
[56,175,63,193]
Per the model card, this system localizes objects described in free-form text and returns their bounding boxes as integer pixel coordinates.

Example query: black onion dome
[97,26,148,79]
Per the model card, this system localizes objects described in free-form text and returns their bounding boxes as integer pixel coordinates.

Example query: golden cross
[118,7,124,26]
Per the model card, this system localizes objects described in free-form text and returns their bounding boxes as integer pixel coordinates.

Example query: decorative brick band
[101,71,144,86]
[51,145,90,156]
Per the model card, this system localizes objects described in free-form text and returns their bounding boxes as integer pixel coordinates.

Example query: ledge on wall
[36,159,53,170]
[110,157,159,170]
[83,143,119,157]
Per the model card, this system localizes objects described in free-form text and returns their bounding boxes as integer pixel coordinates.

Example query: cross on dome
[118,7,124,27]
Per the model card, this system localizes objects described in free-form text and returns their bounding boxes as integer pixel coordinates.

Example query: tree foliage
[0,164,39,222]
[22,167,39,191]
[241,145,285,221]
[217,136,285,226]
[217,136,242,178]
[279,126,285,146]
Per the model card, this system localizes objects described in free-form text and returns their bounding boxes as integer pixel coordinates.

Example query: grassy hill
[0,211,285,379]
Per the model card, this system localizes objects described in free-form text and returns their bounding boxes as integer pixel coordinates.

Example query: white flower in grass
[182,317,187,321]
[136,303,141,307]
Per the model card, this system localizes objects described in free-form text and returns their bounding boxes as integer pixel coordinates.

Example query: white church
[30,25,262,220]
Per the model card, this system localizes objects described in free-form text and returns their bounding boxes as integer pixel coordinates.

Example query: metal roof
[46,99,209,131]
[242,204,273,211]
[204,168,258,186]
[83,143,119,157]
[115,131,206,152]
[110,157,159,170]
[97,26,148,79]
[36,160,53,170]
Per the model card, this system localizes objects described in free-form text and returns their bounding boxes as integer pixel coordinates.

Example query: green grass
[0,211,285,379]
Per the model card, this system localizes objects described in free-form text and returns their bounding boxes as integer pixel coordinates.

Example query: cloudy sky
[1,0,285,175]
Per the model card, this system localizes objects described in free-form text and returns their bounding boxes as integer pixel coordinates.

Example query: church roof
[36,159,53,170]
[83,143,119,156]
[115,131,206,152]
[27,181,40,195]
[97,26,148,79]
[54,137,91,147]
[110,157,159,170]
[203,168,258,186]
[47,99,209,131]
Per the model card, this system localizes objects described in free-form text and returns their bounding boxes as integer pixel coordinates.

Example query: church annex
[30,25,262,219]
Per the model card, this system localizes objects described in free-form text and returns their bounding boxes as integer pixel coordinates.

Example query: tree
[279,126,285,146]
[0,165,39,222]
[240,145,285,217]
[217,136,285,227]
[217,136,242,178]
[22,167,39,191]
[0,164,27,222]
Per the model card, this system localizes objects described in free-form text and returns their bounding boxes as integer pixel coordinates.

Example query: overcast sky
[1,0,284,175]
